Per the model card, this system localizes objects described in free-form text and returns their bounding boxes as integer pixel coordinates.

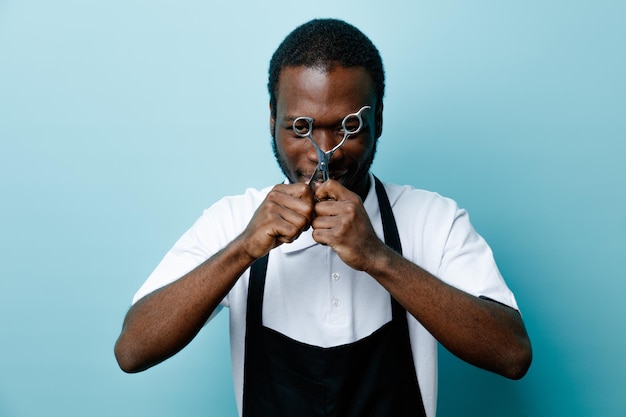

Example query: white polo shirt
[133,173,518,417]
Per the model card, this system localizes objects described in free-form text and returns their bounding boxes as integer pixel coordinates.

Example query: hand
[240,183,315,259]
[311,180,387,271]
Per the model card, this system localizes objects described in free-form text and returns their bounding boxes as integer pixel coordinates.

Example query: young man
[115,18,531,417]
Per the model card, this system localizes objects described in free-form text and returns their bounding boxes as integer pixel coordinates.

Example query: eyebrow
[281,115,311,123]
[281,108,372,128]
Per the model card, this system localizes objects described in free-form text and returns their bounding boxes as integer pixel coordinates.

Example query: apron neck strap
[373,176,402,255]
[373,176,406,320]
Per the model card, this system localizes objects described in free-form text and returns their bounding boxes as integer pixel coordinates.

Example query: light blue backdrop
[1,1,624,416]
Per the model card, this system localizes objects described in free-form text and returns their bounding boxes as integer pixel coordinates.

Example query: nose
[306,130,344,163]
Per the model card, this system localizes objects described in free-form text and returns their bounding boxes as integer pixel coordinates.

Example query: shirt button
[332,297,341,307]
[331,272,340,281]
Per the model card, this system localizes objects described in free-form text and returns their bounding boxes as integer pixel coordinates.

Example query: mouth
[328,171,348,183]
[301,170,348,186]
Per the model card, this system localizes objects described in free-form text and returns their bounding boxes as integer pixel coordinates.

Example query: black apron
[242,177,427,417]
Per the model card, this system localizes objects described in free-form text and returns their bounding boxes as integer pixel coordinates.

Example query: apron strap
[373,176,402,255]
[247,252,269,327]
[373,176,406,321]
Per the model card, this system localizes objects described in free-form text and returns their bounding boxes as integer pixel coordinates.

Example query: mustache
[270,135,379,183]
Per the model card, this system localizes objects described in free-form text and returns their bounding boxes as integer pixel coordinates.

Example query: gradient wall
[1,1,624,416]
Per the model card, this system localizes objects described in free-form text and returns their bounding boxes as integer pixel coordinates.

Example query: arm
[115,238,252,373]
[312,181,532,379]
[114,183,315,373]
[366,249,531,379]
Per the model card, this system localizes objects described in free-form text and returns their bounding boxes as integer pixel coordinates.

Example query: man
[115,18,532,417]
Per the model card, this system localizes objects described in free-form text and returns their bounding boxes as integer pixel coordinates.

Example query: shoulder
[200,185,273,223]
[380,180,460,221]
[376,179,467,262]
[179,185,274,247]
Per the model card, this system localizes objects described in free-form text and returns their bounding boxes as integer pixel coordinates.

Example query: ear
[375,102,383,139]
[269,102,276,138]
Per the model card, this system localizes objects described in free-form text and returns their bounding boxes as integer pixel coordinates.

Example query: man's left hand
[311,180,387,272]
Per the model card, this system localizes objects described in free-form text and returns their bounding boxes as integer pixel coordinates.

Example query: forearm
[114,236,256,373]
[366,246,532,379]
[114,183,316,373]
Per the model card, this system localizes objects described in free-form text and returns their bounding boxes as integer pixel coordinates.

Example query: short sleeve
[437,205,518,310]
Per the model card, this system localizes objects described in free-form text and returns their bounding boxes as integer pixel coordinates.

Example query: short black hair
[268,18,385,117]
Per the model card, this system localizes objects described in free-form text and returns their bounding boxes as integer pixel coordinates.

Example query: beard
[270,135,378,186]
[271,135,293,182]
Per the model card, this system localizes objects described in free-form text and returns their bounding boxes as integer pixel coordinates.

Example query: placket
[326,247,351,327]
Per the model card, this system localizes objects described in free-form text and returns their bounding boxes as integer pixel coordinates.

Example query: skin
[115,65,532,380]
[271,65,382,201]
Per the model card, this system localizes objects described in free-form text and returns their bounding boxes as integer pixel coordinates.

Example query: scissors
[292,105,371,184]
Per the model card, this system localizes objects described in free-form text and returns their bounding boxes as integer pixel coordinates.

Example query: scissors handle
[324,105,371,160]
[293,106,371,185]
[292,116,314,137]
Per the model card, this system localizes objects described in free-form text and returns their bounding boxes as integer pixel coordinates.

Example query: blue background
[1,1,624,416]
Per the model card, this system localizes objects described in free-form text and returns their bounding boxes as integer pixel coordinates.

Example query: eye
[292,117,313,136]
[342,125,361,134]
[341,114,366,135]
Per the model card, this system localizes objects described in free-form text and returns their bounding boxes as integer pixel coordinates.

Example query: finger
[313,199,339,218]
[275,182,315,202]
[266,186,315,222]
[314,180,353,203]
[277,206,313,235]
[314,196,360,219]
[250,207,310,250]
[273,223,304,244]
[311,227,332,247]
[311,215,334,234]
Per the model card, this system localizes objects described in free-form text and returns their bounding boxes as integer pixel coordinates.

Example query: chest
[261,244,393,348]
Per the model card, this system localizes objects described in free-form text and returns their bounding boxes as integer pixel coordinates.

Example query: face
[271,65,382,200]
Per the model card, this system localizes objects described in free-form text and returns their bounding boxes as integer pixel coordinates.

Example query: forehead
[275,65,376,118]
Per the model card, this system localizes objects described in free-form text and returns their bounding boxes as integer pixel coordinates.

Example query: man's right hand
[240,182,315,259]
